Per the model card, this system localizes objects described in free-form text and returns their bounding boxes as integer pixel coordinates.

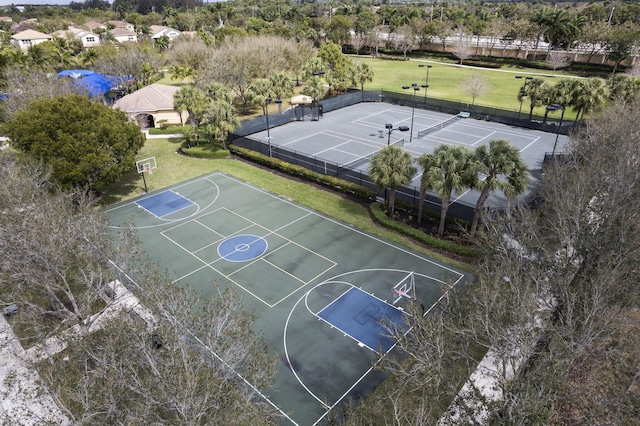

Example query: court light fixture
[265,97,282,157]
[402,83,424,143]
[418,64,433,102]
[546,103,565,156]
[385,123,410,145]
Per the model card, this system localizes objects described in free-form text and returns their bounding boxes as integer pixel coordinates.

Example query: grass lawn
[102,137,474,271]
[352,56,583,120]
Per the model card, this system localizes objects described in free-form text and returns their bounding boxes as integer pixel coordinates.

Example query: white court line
[472,131,496,146]
[220,173,465,277]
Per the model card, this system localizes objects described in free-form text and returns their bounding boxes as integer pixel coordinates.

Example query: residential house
[84,21,106,32]
[114,83,187,128]
[52,27,100,48]
[107,20,135,32]
[149,25,181,40]
[11,29,53,50]
[109,28,137,43]
[0,17,12,23]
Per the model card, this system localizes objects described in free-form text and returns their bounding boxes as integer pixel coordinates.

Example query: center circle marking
[217,235,268,262]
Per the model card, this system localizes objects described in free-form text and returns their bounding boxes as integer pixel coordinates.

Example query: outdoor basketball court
[253,102,568,210]
[107,172,470,425]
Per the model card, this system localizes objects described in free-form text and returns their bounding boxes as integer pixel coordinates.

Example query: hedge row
[229,145,377,200]
[181,141,230,159]
[370,202,479,258]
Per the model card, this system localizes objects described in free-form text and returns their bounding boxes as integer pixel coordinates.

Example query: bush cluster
[180,141,230,159]
[229,145,377,200]
[370,203,479,258]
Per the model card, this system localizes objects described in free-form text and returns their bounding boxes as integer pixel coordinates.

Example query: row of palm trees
[518,74,640,122]
[369,139,528,239]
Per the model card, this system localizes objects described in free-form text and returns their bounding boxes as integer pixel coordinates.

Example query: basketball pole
[141,169,148,193]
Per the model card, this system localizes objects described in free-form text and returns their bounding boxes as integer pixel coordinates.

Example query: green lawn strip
[352,56,583,120]
[102,138,475,272]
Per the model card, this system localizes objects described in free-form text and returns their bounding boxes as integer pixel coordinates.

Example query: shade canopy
[290,95,313,105]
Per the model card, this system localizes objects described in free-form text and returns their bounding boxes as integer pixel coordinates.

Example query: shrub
[181,140,230,159]
[370,203,479,258]
[229,145,377,200]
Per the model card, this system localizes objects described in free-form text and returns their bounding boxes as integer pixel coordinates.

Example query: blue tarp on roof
[72,73,120,97]
[57,69,95,78]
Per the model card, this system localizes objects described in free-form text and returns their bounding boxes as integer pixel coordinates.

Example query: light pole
[265,97,282,157]
[546,103,565,155]
[402,83,424,143]
[311,71,325,121]
[418,64,432,103]
[515,75,533,120]
[385,123,410,145]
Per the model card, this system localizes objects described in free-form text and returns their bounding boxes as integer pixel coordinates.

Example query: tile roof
[114,84,181,113]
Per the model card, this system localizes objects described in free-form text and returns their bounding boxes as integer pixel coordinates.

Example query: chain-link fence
[229,90,574,221]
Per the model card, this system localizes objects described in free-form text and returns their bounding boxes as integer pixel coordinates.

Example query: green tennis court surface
[107,172,471,425]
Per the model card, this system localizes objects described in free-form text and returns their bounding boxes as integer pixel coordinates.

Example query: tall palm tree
[468,140,529,237]
[201,100,239,151]
[368,145,417,218]
[531,7,553,60]
[543,9,571,54]
[248,79,272,114]
[572,77,609,121]
[417,145,472,237]
[268,73,294,111]
[519,78,548,121]
[542,79,578,123]
[173,86,208,128]
[202,81,232,104]
[353,63,374,101]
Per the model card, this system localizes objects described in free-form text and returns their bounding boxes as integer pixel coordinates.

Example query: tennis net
[417,114,463,139]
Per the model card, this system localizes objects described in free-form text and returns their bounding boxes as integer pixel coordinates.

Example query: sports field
[252,102,568,211]
[107,172,471,425]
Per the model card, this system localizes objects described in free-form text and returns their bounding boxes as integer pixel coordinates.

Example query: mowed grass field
[352,56,582,118]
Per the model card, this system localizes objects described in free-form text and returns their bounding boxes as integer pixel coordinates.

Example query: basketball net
[145,165,152,175]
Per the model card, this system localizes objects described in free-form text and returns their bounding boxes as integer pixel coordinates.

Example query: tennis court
[252,102,568,211]
[107,172,470,425]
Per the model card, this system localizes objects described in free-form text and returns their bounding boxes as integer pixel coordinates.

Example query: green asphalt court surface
[107,172,472,425]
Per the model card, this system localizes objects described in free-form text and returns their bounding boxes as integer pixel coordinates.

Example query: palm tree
[417,145,472,237]
[368,145,417,218]
[531,7,553,60]
[202,82,232,104]
[201,100,239,151]
[543,79,578,123]
[268,73,294,111]
[543,9,571,54]
[468,140,529,238]
[572,78,609,121]
[173,86,208,128]
[248,79,272,114]
[519,78,548,121]
[353,63,374,101]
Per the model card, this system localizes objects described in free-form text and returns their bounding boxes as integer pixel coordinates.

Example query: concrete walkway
[0,315,71,425]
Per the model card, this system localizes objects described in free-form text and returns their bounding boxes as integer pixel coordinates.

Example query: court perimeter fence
[230,90,577,222]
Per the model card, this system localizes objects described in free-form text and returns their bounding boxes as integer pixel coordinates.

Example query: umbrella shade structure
[290,95,313,105]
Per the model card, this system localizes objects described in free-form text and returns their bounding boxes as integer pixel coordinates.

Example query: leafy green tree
[326,15,353,48]
[607,74,640,103]
[368,145,416,218]
[174,85,209,128]
[468,140,529,237]
[417,145,472,237]
[5,94,144,190]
